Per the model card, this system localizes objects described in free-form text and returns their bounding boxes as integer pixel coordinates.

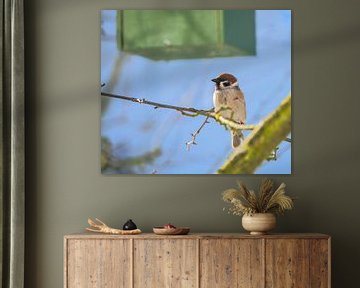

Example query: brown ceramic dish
[153,227,190,235]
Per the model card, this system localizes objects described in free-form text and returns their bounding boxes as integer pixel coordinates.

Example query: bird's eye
[222,81,230,87]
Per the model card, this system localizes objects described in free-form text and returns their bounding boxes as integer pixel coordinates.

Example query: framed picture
[101,10,291,174]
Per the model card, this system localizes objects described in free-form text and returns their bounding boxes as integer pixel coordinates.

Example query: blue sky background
[101,10,291,174]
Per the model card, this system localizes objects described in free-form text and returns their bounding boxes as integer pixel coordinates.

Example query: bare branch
[186,116,210,151]
[214,115,256,131]
[102,91,212,117]
[101,91,256,132]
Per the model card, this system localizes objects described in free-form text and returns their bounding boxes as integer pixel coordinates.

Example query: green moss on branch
[218,95,291,174]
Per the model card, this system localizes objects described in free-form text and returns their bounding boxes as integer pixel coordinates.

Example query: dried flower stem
[222,179,294,216]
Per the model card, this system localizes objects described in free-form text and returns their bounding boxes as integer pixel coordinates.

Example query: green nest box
[117,10,256,60]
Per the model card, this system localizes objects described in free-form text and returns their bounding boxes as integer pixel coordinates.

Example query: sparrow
[212,73,246,148]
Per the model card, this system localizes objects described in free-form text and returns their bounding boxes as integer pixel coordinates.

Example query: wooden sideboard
[64,233,330,288]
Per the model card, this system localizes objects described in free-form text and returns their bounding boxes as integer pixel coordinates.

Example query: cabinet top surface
[64,232,330,240]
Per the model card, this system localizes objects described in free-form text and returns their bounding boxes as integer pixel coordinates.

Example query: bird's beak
[211,78,220,83]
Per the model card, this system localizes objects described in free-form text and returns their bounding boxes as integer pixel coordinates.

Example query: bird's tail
[231,130,243,148]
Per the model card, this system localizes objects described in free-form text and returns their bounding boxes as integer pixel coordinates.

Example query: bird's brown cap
[211,73,238,84]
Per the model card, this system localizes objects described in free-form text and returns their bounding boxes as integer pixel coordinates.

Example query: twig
[186,116,210,151]
[102,91,212,117]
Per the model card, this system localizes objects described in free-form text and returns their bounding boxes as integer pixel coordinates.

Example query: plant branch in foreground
[218,95,291,174]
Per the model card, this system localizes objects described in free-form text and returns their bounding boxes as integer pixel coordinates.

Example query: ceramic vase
[242,213,276,235]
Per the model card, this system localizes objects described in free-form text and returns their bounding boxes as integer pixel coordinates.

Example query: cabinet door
[66,239,131,288]
[266,239,310,287]
[134,239,198,288]
[309,239,330,288]
[200,239,264,288]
